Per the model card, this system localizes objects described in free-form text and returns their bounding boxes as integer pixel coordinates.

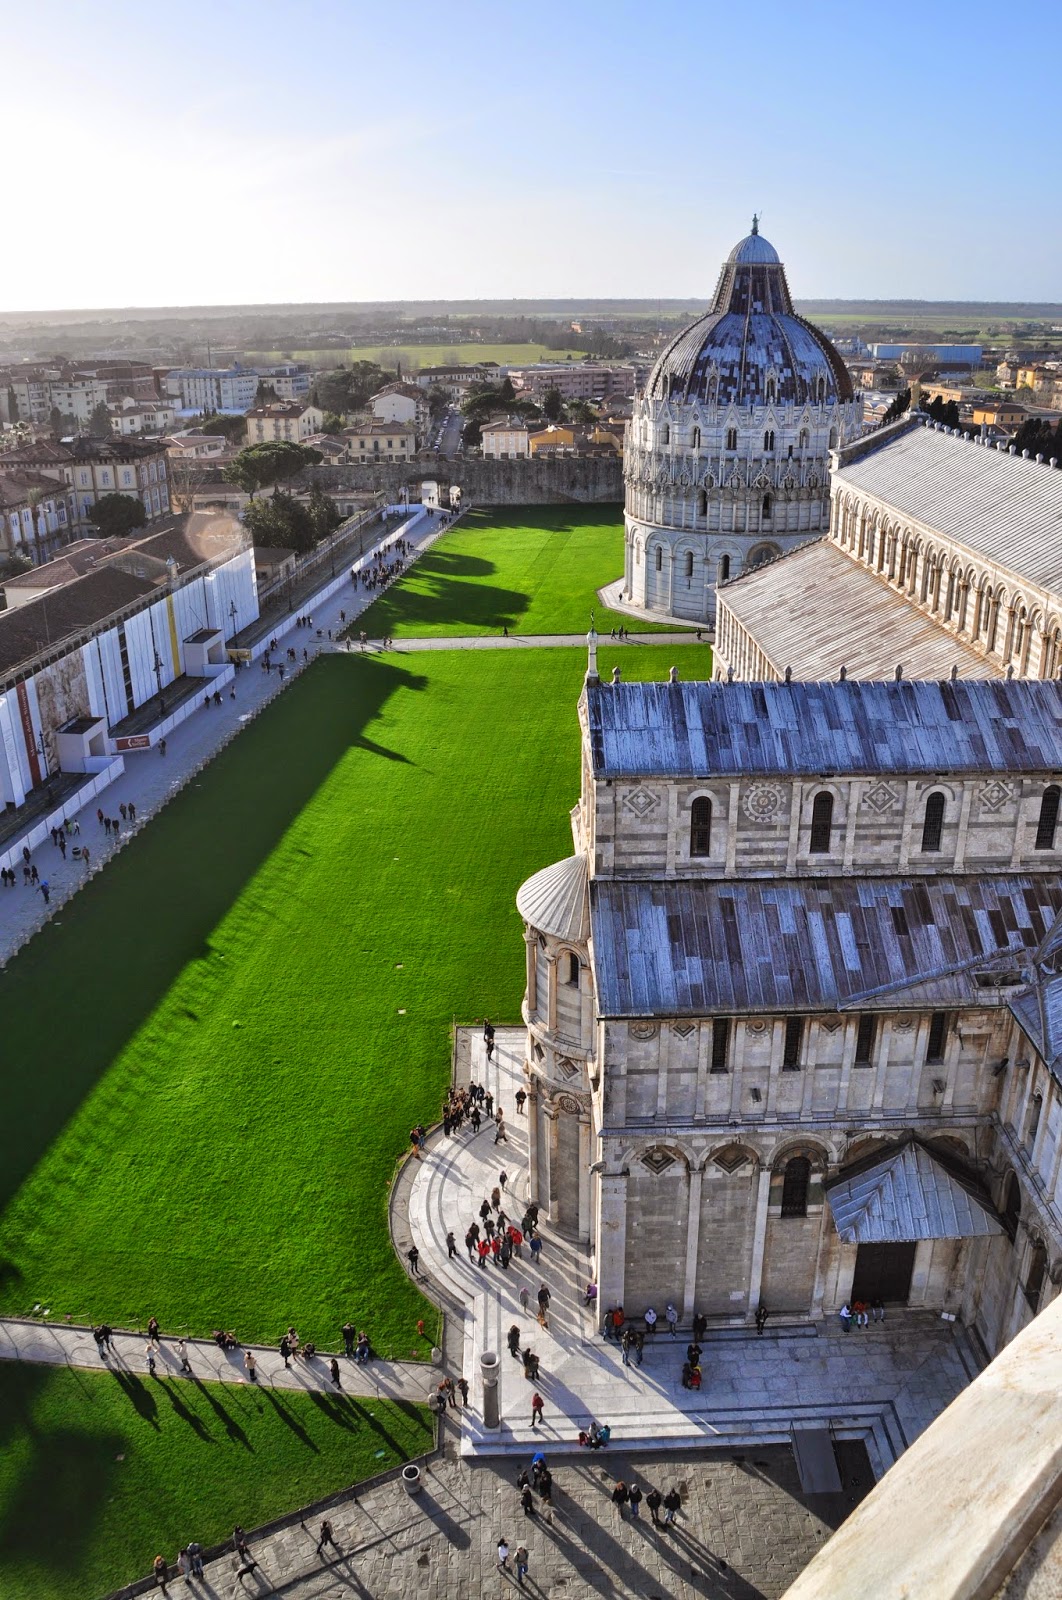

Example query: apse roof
[584,677,1062,780]
[516,854,589,943]
[825,1140,1003,1244]
[588,875,1062,1018]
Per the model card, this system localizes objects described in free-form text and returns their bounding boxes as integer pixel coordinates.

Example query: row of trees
[459,377,597,446]
[224,440,341,552]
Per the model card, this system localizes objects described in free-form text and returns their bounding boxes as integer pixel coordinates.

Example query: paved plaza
[401,1031,984,1475]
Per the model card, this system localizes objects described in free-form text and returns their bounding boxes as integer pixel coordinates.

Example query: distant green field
[244,342,588,370]
[0,1363,431,1600]
[355,506,694,638]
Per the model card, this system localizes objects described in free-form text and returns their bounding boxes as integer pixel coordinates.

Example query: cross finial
[751,213,759,235]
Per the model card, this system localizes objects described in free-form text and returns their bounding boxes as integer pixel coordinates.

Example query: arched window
[829,426,838,448]
[655,546,663,572]
[818,378,827,402]
[661,424,670,446]
[799,428,809,449]
[719,554,731,581]
[921,791,946,852]
[766,379,776,404]
[1024,1238,1048,1311]
[764,429,775,452]
[690,796,712,857]
[691,426,701,450]
[780,1156,811,1218]
[762,494,772,520]
[565,952,580,987]
[1002,1172,1021,1242]
[1035,786,1060,850]
[809,791,833,853]
[696,489,707,517]
[725,427,738,451]
[684,551,694,580]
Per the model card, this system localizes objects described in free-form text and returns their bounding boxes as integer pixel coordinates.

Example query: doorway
[850,1242,916,1304]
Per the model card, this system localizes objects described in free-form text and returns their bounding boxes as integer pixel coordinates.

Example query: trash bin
[402,1464,422,1495]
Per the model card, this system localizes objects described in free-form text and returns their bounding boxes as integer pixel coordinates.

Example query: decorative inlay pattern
[640,1148,677,1175]
[623,786,661,818]
[672,1022,696,1039]
[863,781,901,815]
[742,782,786,822]
[980,779,1014,814]
[628,1021,659,1041]
[713,1147,750,1174]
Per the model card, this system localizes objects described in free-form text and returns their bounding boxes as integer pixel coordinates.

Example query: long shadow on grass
[157,1377,215,1442]
[306,1388,430,1461]
[189,1376,253,1450]
[259,1384,319,1452]
[0,657,428,1220]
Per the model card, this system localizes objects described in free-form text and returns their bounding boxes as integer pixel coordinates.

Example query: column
[524,930,537,1017]
[545,954,557,1032]
[682,1165,703,1321]
[596,1172,628,1311]
[953,782,974,871]
[746,1165,772,1320]
[527,1079,541,1202]
[578,1117,593,1245]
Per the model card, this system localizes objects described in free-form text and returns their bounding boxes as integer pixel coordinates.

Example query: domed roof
[516,854,589,943]
[646,220,853,409]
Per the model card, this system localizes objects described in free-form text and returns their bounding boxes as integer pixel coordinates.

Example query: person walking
[494,1111,507,1144]
[446,1230,458,1259]
[457,1376,469,1406]
[508,1324,522,1359]
[663,1487,681,1526]
[407,1244,421,1276]
[177,1339,193,1375]
[519,1285,530,1314]
[515,1545,530,1584]
[497,1537,511,1572]
[644,1305,658,1338]
[756,1302,769,1334]
[621,1326,633,1367]
[665,1303,678,1338]
[531,1391,544,1427]
[186,1541,204,1578]
[537,1285,551,1329]
[152,1554,169,1591]
[280,1335,292,1368]
[520,1484,535,1518]
[146,1344,157,1377]
[515,1088,527,1114]
[629,1482,643,1520]
[342,1321,356,1357]
[529,1233,543,1266]
[146,1316,161,1347]
[316,1518,337,1557]
[646,1486,663,1527]
[329,1357,341,1387]
[612,1479,630,1518]
[244,1350,257,1383]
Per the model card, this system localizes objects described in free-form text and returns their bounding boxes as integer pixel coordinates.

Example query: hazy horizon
[3,0,1059,311]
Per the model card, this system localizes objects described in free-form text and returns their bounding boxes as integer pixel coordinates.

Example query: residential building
[870,343,983,369]
[109,398,177,437]
[2,366,63,425]
[0,470,78,563]
[342,420,417,461]
[971,400,1027,429]
[996,359,1021,388]
[413,365,489,397]
[63,437,170,523]
[509,363,638,403]
[259,363,311,401]
[164,429,231,461]
[528,424,576,456]
[516,665,1062,1365]
[243,401,324,445]
[370,382,428,433]
[480,416,530,459]
[161,366,260,414]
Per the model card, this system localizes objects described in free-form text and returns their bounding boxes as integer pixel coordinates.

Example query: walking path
[403,1029,985,1472]
[378,629,706,652]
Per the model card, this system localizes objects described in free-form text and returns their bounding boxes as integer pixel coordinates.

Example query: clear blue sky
[4,0,1059,310]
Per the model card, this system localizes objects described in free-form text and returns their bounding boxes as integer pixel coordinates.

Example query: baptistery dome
[620,220,861,626]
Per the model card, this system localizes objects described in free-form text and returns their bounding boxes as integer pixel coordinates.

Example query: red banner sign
[113,734,151,752]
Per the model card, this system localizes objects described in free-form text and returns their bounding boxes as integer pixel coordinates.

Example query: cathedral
[516,664,1062,1358]
[621,220,862,624]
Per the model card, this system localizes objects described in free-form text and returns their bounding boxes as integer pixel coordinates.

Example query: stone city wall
[302,454,624,506]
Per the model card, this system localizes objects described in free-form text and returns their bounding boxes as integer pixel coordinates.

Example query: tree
[88,402,113,437]
[88,493,148,538]
[498,376,516,403]
[881,388,911,425]
[308,483,342,543]
[542,386,564,422]
[242,491,316,554]
[426,385,450,419]
[224,441,322,498]
[321,412,346,435]
[313,362,395,418]
[568,400,598,425]
[1012,417,1062,464]
[199,411,248,442]
[255,381,278,404]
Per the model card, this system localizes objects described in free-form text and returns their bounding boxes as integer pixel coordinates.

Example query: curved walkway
[405,1029,984,1466]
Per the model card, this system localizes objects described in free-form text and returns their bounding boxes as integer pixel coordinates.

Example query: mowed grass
[0,1362,431,1600]
[355,506,692,638]
[0,645,710,1353]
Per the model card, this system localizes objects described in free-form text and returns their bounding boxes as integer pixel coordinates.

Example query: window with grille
[921,791,945,852]
[725,427,737,451]
[809,791,833,853]
[780,1156,810,1217]
[690,797,712,857]
[655,547,662,571]
[762,494,772,519]
[711,1017,730,1073]
[782,1016,803,1070]
[854,1014,875,1065]
[926,1011,947,1063]
[684,551,694,580]
[764,429,775,452]
[566,952,579,986]
[1035,786,1060,850]
[691,426,701,449]
[719,555,731,580]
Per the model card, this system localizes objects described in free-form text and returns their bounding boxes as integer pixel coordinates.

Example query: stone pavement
[124,1443,872,1600]
[404,1030,984,1475]
[382,630,703,652]
[0,1316,436,1407]
[598,576,715,634]
[0,510,446,966]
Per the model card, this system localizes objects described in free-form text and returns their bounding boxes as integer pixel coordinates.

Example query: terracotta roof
[0,566,156,679]
[0,470,73,511]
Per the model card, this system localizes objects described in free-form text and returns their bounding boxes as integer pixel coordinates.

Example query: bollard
[481,1349,500,1430]
[401,1464,422,1496]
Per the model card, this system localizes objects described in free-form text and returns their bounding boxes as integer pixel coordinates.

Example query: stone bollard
[481,1350,500,1430]
[401,1464,422,1495]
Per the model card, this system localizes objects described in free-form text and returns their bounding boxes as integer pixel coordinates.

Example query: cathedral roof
[585,677,1062,780]
[645,222,853,408]
[589,874,1062,1018]
[516,854,589,943]
[832,419,1062,596]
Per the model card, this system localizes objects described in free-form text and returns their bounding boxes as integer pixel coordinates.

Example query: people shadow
[156,1379,214,1443]
[259,1385,319,1451]
[413,1489,471,1549]
[189,1377,253,1450]
[110,1369,160,1430]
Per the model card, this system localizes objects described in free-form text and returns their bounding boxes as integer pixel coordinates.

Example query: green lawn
[354,506,693,638]
[0,645,711,1357]
[0,1362,431,1600]
[245,342,588,369]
